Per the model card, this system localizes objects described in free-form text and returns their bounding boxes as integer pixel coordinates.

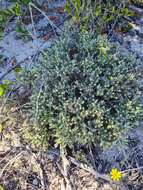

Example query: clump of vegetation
[21,24,142,150]
[132,0,143,7]
[65,0,133,33]
[0,0,31,39]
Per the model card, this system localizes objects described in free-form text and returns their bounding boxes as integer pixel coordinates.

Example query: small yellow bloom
[110,168,122,181]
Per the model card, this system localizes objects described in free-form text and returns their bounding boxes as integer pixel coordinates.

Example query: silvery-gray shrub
[24,26,142,149]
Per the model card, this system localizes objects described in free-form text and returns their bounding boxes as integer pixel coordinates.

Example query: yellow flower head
[110,168,122,182]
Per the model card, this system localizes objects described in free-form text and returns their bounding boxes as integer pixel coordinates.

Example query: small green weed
[65,0,133,33]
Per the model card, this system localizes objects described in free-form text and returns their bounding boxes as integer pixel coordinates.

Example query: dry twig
[69,156,111,182]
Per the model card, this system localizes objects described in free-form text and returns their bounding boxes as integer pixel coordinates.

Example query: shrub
[22,25,142,150]
[65,0,132,33]
[0,0,31,39]
[132,0,143,6]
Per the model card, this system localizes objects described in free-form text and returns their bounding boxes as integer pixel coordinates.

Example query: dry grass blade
[28,149,48,190]
[56,149,74,190]
[0,151,24,178]
[29,2,64,35]
[69,156,111,182]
